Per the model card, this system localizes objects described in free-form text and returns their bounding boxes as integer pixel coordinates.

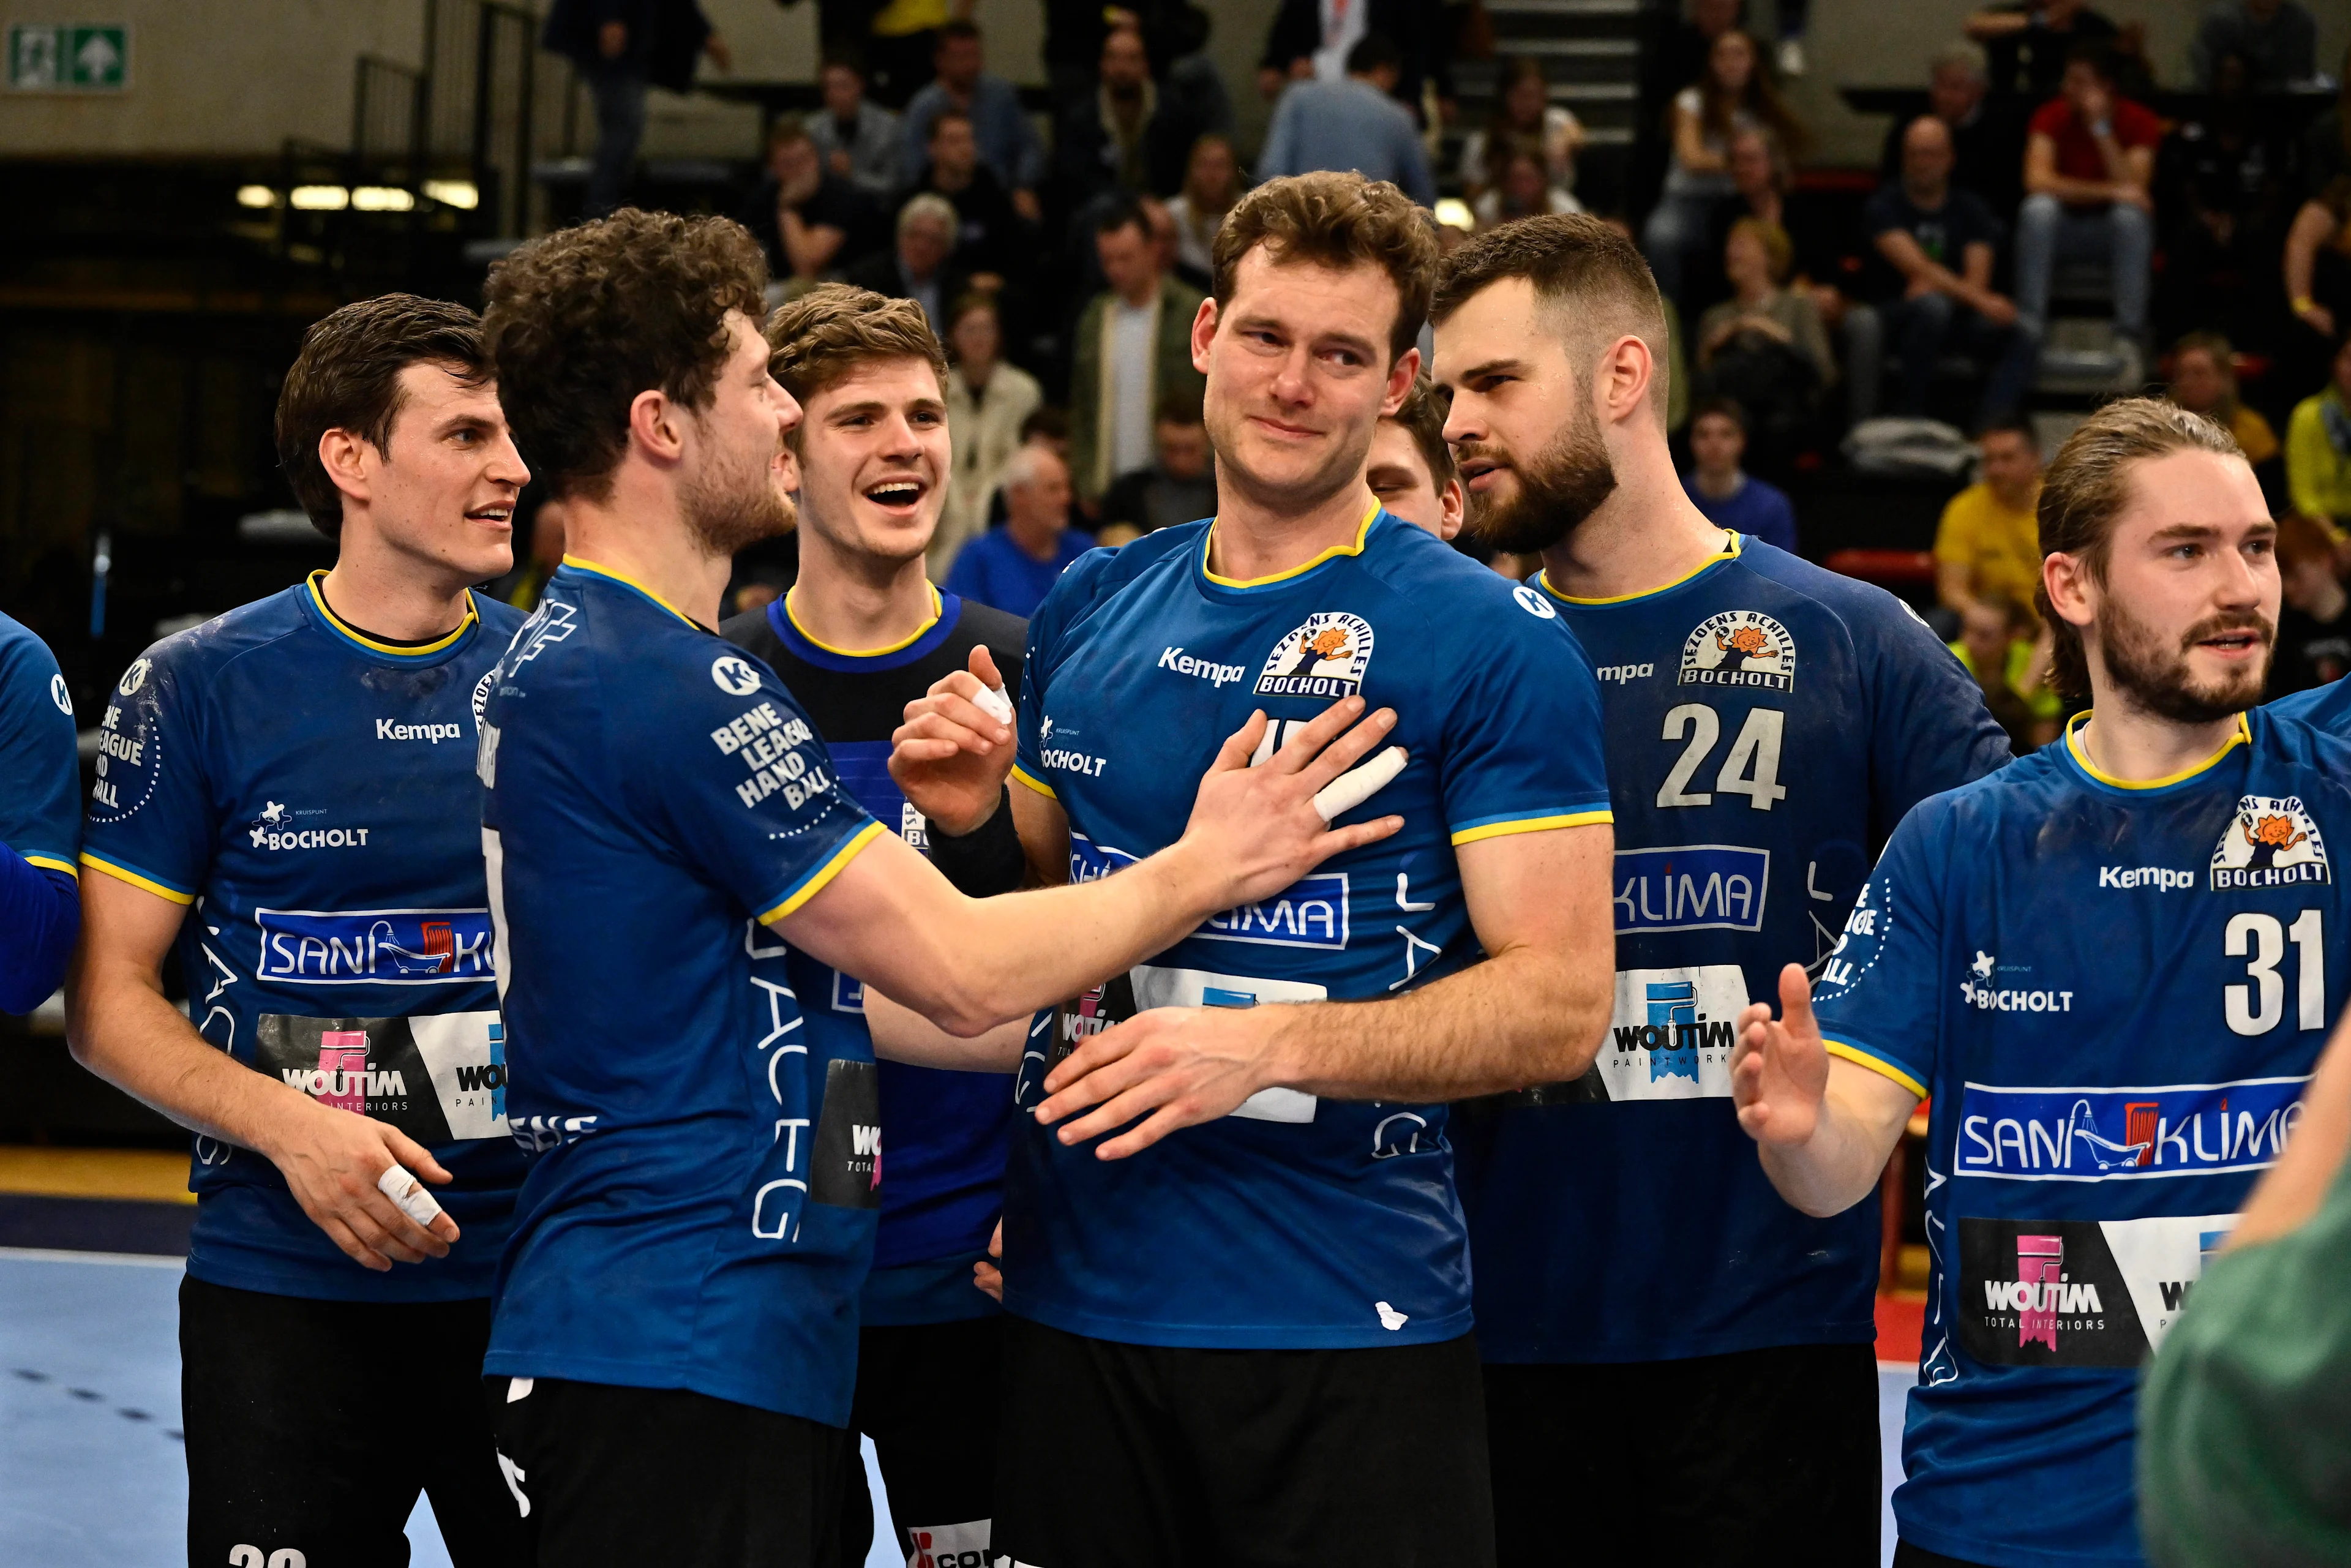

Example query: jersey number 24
[1657,704,1787,811]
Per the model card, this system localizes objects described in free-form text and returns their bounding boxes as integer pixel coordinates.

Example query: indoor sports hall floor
[0,1149,1918,1567]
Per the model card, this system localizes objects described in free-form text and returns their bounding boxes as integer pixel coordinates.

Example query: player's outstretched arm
[1731,963,1918,1217]
[778,697,1404,1037]
[1032,820,1617,1160]
[863,986,1040,1071]
[67,871,460,1271]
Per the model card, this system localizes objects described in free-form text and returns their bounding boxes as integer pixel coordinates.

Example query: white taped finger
[975,683,1014,726]
[377,1165,447,1228]
[1313,746,1407,822]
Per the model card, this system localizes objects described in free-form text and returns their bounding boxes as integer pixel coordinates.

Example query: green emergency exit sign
[8,23,130,91]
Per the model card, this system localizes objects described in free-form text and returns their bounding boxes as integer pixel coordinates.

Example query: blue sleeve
[1439,589,1614,847]
[80,643,212,907]
[1011,568,1062,801]
[1810,805,1946,1100]
[0,626,83,880]
[628,647,883,923]
[1859,590,2012,842]
[0,863,78,1014]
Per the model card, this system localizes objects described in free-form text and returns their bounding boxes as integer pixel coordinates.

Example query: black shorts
[1485,1341,1882,1567]
[180,1274,528,1568]
[842,1315,1003,1568]
[994,1315,1495,1568]
[492,1375,857,1568]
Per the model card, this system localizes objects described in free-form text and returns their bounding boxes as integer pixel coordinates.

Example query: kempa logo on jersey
[2100,865,2195,890]
[1594,662,1654,683]
[1678,610,1795,692]
[247,801,373,852]
[2210,795,2331,889]
[255,907,494,985]
[1952,1076,2307,1180]
[376,718,465,744]
[1254,612,1373,700]
[1159,647,1247,686]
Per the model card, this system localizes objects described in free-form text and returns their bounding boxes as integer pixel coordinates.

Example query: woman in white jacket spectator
[934,293,1041,579]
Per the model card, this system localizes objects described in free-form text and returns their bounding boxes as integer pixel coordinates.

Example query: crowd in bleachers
[542,0,2351,716]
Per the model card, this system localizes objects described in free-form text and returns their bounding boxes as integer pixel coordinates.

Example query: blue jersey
[2266,672,2351,737]
[1814,710,2351,1568]
[0,613,83,1012]
[78,575,528,1301]
[481,558,886,1425]
[1005,508,1614,1349]
[1457,534,2011,1363]
[722,588,1024,1327]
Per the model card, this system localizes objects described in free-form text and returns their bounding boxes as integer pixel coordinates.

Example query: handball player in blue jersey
[0,609,82,1014]
[720,284,1029,1568]
[1431,214,2012,1563]
[1734,398,2351,1568]
[472,211,1405,1568]
[68,297,534,1564]
[892,171,1618,1567]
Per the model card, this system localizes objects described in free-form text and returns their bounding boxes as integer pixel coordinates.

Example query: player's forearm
[1268,940,1611,1101]
[66,957,307,1156]
[865,986,1033,1070]
[1756,1081,1905,1218]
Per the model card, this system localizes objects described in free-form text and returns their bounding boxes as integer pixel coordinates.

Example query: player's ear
[1190,296,1219,375]
[318,427,373,506]
[1438,478,1464,542]
[2043,550,2096,631]
[628,388,686,466]
[1597,334,1652,426]
[1381,345,1419,418]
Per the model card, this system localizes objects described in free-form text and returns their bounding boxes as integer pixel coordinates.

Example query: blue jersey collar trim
[2057,710,2251,797]
[1534,531,1742,608]
[299,571,481,665]
[1194,505,1387,596]
[766,589,963,672]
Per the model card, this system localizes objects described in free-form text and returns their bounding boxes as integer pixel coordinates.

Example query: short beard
[1459,401,1618,555]
[2096,599,2272,724]
[681,441,796,560]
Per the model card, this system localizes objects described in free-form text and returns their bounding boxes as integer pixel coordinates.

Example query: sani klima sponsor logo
[1952,1076,2306,1179]
[1254,612,1373,700]
[709,700,833,810]
[1159,647,1247,686]
[1070,835,1345,948]
[255,907,493,985]
[1613,844,1769,934]
[2210,795,2330,889]
[1678,610,1795,692]
[247,800,373,852]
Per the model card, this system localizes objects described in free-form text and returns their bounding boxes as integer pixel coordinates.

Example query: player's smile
[860,474,929,518]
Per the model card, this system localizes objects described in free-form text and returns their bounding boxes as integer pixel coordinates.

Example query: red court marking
[1875,1294,1924,1366]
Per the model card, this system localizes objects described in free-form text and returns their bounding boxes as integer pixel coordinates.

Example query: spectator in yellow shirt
[2169,332,2279,463]
[2287,335,2351,535]
[1934,416,2044,618]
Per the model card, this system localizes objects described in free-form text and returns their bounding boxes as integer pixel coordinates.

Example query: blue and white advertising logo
[255,907,495,986]
[1952,1076,2309,1180]
[1614,844,1769,934]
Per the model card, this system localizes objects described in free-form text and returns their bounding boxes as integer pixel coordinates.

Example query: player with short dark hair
[720,282,1024,1567]
[1431,212,2010,1565]
[894,170,1618,1567]
[1365,373,1463,539]
[473,209,1402,1567]
[69,292,533,1566]
[0,610,80,1016]
[1736,397,2349,1568]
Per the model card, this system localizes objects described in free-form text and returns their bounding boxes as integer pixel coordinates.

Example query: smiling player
[1734,397,2351,1568]
[70,296,533,1566]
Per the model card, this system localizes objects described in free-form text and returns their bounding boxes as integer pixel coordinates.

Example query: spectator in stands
[2192,0,2319,92]
[738,116,883,291]
[808,56,901,198]
[1644,28,1805,307]
[1364,374,1463,540]
[1258,0,1449,124]
[542,0,729,218]
[2168,332,2281,469]
[1258,36,1435,207]
[1098,392,1218,545]
[1693,220,1833,452]
[1933,416,2044,620]
[2270,511,2351,698]
[841,193,969,332]
[1682,126,1790,314]
[1948,591,2058,748]
[1878,42,2023,219]
[2303,51,2350,211]
[1661,0,1745,116]
[906,109,1024,289]
[1057,24,1206,206]
[1965,0,2118,97]
[1849,115,2034,430]
[937,293,1041,576]
[1163,133,1241,290]
[2017,43,2158,379]
[901,21,1044,223]
[943,444,1095,615]
[2287,335,2351,538]
[1475,149,1583,230]
[1068,200,1207,511]
[2285,167,2351,356]
[1681,397,1797,553]
[2158,54,2297,345]
[1460,56,1585,206]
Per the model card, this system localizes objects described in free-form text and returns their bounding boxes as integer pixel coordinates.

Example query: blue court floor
[2,1247,1910,1567]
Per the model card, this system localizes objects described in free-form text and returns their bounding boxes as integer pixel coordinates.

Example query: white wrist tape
[1312,746,1407,823]
[377,1165,447,1229]
[975,683,1014,726]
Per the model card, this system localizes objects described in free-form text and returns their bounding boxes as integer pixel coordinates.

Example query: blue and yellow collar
[304,571,477,659]
[1201,503,1380,590]
[2063,709,2250,792]
[1538,531,1741,607]
[558,554,697,626]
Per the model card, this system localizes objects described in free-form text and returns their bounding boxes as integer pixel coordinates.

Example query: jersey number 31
[2225,909,2325,1037]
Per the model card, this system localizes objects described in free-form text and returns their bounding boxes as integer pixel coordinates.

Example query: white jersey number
[2224,909,2325,1036]
[1657,704,1787,812]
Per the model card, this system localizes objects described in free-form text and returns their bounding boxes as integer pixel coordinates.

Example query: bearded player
[1736,397,2351,1568]
[1431,213,2010,1564]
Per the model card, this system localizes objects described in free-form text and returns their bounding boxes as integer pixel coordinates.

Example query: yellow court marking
[0,1146,195,1204]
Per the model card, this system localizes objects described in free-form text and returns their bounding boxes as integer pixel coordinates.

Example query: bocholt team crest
[2210,795,2331,888]
[1679,610,1795,692]
[1255,612,1374,699]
